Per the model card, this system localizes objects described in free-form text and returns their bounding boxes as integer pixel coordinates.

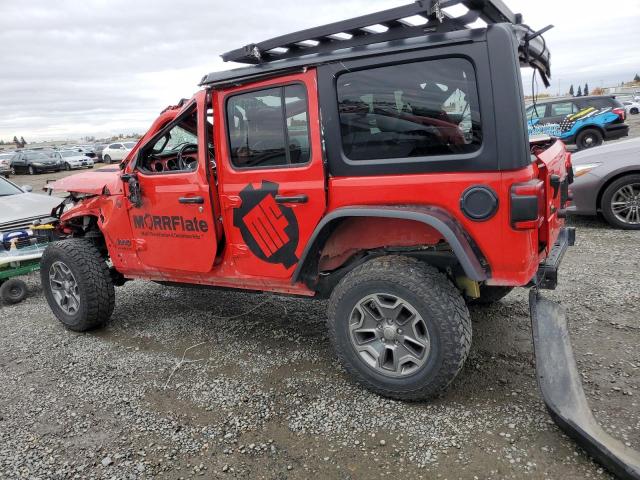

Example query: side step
[530,289,640,479]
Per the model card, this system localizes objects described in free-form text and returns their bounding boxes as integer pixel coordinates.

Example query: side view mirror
[22,185,33,192]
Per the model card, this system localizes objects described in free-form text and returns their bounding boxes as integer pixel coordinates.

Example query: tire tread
[327,255,471,401]
[41,239,115,331]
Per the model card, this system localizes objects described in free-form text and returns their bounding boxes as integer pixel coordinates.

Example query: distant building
[603,85,640,98]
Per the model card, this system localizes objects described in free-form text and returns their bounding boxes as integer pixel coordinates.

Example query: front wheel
[576,128,603,150]
[630,108,639,115]
[601,174,640,229]
[64,162,71,171]
[28,165,35,175]
[41,239,115,331]
[327,256,472,400]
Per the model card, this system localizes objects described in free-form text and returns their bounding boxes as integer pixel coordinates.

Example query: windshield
[123,142,136,149]
[0,176,23,196]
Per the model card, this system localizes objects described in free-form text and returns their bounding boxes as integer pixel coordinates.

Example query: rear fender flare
[292,205,489,284]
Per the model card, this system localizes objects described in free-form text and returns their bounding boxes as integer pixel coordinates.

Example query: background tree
[584,83,589,96]
[569,84,574,96]
[576,85,582,97]
[634,73,640,82]
[20,136,27,147]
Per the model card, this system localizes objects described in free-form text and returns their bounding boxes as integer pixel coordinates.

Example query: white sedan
[51,150,94,170]
[101,142,136,164]
[622,100,640,115]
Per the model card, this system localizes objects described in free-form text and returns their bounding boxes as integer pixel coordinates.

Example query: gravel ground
[1,119,638,479]
[1,219,639,479]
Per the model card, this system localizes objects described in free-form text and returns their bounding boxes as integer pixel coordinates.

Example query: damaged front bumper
[530,290,640,479]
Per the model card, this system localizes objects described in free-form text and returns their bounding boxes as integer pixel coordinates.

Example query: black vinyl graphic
[233,181,299,268]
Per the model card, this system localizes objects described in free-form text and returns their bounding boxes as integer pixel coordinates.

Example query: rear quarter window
[583,97,619,109]
[336,57,482,161]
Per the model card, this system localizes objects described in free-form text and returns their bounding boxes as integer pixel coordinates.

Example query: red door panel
[125,93,218,273]
[215,70,326,280]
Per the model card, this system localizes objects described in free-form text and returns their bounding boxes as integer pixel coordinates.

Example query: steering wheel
[177,143,198,171]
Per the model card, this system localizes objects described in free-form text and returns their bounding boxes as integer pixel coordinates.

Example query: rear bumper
[530,290,640,479]
[604,123,630,141]
[533,227,575,289]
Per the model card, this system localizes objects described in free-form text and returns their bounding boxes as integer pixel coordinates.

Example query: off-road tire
[0,278,28,304]
[103,155,111,164]
[471,285,514,305]
[41,239,115,331]
[327,255,472,401]
[601,174,640,230]
[576,128,603,150]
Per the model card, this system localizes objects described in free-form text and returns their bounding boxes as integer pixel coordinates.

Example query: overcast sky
[1,0,638,141]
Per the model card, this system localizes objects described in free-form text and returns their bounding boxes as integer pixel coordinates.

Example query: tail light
[510,179,544,230]
[612,107,626,121]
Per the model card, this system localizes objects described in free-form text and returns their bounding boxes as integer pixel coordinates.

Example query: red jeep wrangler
[42,1,640,476]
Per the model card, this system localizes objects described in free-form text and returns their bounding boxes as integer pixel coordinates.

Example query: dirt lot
[1,125,639,479]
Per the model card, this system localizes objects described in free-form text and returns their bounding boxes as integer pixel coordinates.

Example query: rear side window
[550,102,578,116]
[336,57,482,161]
[109,144,121,149]
[226,84,310,168]
[586,97,619,109]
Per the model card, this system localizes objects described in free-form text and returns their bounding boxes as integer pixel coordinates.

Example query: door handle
[179,196,204,204]
[275,194,308,204]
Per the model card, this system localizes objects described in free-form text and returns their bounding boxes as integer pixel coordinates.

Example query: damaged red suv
[42,1,640,477]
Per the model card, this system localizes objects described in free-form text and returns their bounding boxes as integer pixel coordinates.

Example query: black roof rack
[222,0,522,65]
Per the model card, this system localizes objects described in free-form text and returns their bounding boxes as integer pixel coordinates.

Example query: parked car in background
[10,151,62,175]
[0,153,13,177]
[568,137,640,229]
[49,150,94,171]
[93,143,108,162]
[526,95,628,150]
[0,175,61,232]
[101,142,135,163]
[69,145,97,158]
[622,100,640,115]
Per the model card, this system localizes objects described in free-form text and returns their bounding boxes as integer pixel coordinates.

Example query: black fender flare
[292,205,489,284]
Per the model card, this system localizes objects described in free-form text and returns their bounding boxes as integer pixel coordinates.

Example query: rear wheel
[0,278,28,304]
[601,174,640,230]
[41,239,115,331]
[28,165,35,175]
[470,285,514,305]
[576,128,603,150]
[327,256,471,400]
[103,155,111,164]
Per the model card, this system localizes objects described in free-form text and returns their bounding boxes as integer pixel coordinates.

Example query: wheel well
[596,170,640,210]
[294,211,488,294]
[63,214,107,252]
[576,124,605,139]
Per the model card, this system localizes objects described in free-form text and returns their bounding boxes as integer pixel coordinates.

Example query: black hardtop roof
[528,95,618,105]
[201,0,551,88]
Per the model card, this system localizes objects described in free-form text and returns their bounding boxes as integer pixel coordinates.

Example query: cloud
[0,0,637,140]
